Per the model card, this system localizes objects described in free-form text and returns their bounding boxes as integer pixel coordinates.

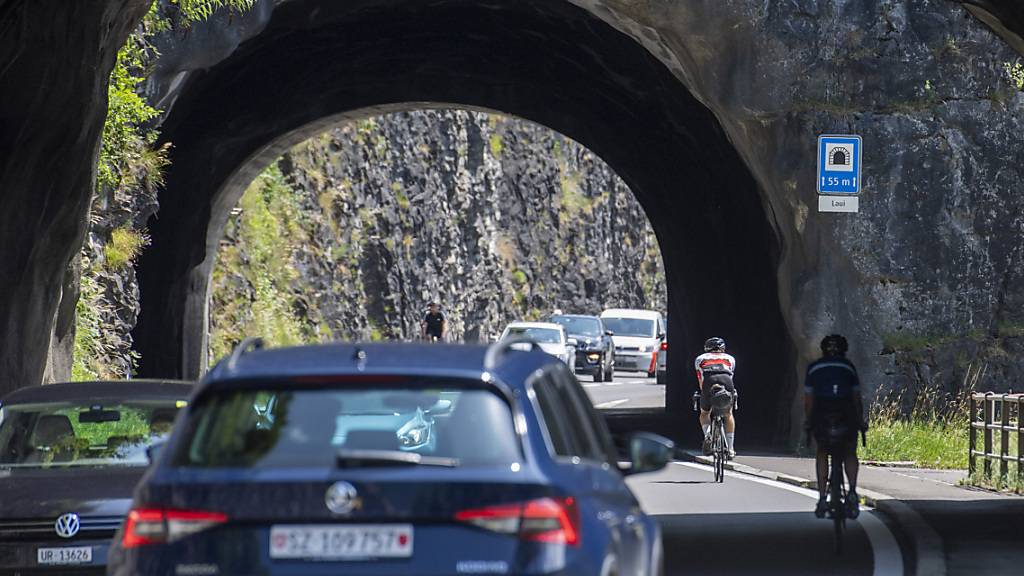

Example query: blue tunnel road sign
[817,135,861,194]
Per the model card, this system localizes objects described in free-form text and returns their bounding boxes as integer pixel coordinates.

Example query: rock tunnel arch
[133,0,795,445]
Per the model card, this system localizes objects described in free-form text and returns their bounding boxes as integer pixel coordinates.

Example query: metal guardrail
[969,392,1023,482]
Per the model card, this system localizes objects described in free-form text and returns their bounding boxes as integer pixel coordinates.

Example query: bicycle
[809,421,866,554]
[692,388,737,483]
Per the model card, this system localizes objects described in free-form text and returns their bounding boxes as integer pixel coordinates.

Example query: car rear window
[0,400,183,468]
[176,385,521,468]
[601,317,656,338]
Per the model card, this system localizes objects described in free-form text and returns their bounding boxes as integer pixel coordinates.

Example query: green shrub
[104,227,149,270]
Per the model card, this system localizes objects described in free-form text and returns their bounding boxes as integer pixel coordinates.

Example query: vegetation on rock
[210,110,666,361]
[72,0,254,380]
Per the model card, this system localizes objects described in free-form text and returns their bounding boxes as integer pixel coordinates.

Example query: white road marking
[594,399,630,409]
[675,461,904,576]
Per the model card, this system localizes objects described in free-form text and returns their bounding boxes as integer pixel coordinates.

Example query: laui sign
[817,134,861,213]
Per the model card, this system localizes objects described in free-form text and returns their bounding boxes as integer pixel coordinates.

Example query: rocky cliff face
[209,110,665,357]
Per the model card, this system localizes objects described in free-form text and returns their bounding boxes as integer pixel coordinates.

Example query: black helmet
[820,334,848,355]
[704,337,726,352]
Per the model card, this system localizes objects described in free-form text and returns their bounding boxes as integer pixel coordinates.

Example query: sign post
[817,134,861,213]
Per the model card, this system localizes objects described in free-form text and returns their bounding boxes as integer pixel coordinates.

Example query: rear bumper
[0,538,109,574]
[614,351,655,372]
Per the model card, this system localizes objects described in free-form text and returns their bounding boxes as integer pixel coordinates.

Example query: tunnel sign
[817,135,861,195]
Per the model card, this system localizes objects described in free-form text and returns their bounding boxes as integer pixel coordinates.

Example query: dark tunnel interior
[132,0,797,446]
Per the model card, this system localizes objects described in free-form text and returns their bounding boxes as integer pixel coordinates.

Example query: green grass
[860,385,970,469]
[104,227,148,269]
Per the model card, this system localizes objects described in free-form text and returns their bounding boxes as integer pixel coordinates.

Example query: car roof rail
[484,336,539,371]
[227,336,265,371]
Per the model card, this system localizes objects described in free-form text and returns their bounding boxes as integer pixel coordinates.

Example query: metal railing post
[969,394,977,476]
[1018,396,1023,484]
[984,393,993,479]
[1000,394,1010,481]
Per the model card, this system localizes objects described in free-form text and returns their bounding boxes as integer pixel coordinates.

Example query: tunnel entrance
[207,108,668,412]
[133,0,795,446]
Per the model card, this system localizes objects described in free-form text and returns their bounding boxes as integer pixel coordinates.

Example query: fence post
[1000,394,1010,480]
[984,393,993,479]
[1018,396,1023,484]
[969,394,977,476]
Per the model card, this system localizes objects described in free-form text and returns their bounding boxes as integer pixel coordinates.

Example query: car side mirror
[605,330,614,336]
[146,441,167,464]
[657,332,665,340]
[566,338,578,347]
[621,432,674,476]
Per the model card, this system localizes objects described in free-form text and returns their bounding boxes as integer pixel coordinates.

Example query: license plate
[37,546,92,565]
[270,524,413,560]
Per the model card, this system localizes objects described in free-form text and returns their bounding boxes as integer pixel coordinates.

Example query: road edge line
[678,450,946,576]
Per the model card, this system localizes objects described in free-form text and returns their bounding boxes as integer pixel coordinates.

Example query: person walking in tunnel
[695,337,737,458]
[805,334,867,519]
[420,302,447,342]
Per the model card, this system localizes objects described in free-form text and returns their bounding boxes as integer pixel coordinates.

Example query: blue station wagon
[108,339,672,575]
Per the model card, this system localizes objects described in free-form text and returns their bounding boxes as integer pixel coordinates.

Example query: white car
[499,321,577,371]
[600,309,665,378]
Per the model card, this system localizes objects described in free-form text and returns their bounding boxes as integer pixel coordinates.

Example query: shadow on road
[655,511,874,576]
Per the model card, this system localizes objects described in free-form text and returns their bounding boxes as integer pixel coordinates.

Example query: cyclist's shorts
[700,373,734,412]
[812,402,858,450]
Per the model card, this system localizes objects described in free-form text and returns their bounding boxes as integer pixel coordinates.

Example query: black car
[0,380,192,574]
[551,314,615,382]
[108,339,672,575]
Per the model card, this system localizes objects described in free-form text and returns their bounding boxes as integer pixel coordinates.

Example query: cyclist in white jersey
[695,337,737,458]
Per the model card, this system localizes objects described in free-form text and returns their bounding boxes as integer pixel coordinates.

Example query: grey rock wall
[210,110,665,350]
[578,0,1024,406]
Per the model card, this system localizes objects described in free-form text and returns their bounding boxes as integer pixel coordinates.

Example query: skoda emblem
[54,512,80,538]
[325,481,359,515]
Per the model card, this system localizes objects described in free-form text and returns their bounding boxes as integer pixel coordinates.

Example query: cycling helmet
[820,334,849,355]
[704,337,726,352]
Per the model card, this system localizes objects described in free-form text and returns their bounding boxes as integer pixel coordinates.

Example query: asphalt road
[581,370,666,409]
[628,461,904,575]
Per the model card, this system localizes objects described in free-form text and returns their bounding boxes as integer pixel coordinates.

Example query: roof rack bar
[484,336,538,371]
[227,336,265,371]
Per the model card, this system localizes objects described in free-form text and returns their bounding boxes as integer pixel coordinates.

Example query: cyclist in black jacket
[420,303,447,342]
[805,334,867,519]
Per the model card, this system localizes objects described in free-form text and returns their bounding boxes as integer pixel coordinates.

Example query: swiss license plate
[37,546,92,565]
[270,524,413,560]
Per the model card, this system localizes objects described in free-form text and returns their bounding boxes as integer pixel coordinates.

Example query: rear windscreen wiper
[335,449,458,468]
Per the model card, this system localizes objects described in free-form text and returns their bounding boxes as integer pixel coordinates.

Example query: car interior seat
[27,414,76,463]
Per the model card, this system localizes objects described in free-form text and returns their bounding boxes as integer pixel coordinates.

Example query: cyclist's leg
[814,441,829,517]
[720,379,737,455]
[844,435,860,517]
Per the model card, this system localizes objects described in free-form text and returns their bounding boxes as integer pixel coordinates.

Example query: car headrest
[32,414,75,446]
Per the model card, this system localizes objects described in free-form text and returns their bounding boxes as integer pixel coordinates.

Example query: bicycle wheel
[713,419,726,483]
[830,453,845,554]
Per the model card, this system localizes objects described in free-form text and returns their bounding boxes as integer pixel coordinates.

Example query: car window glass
[0,400,182,468]
[177,385,520,468]
[551,369,604,462]
[532,376,582,457]
[601,317,656,338]
[503,327,562,343]
[550,316,602,336]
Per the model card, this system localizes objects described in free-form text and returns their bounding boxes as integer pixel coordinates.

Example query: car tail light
[660,341,668,351]
[122,508,228,548]
[455,497,579,546]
